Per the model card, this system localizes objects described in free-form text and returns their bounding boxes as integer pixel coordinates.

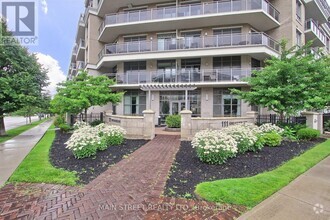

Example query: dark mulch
[164,138,326,198]
[50,130,148,184]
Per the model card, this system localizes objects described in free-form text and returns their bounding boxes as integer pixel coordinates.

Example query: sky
[3,0,330,95]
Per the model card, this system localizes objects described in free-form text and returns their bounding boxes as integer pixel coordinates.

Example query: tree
[50,71,123,117]
[232,41,330,118]
[0,21,49,136]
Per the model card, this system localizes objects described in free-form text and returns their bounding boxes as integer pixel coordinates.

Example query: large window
[296,0,302,21]
[123,61,147,84]
[213,88,241,117]
[296,29,302,46]
[124,90,146,115]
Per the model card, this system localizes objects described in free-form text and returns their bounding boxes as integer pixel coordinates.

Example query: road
[4,116,39,130]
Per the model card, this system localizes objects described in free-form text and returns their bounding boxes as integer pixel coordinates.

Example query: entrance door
[171,101,185,115]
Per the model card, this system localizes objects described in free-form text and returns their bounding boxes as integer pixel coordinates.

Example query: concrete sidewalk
[0,120,53,187]
[239,156,330,220]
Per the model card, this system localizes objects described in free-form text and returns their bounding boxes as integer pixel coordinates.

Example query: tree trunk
[29,115,32,124]
[0,111,6,136]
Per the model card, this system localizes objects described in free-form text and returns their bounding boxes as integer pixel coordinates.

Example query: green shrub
[72,143,98,159]
[166,115,181,128]
[54,115,65,127]
[297,128,321,140]
[58,123,72,133]
[253,134,266,151]
[282,126,297,140]
[324,121,330,132]
[262,132,282,147]
[90,120,103,127]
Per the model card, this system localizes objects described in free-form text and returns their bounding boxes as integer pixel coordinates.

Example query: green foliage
[58,123,72,133]
[166,115,181,128]
[297,128,321,140]
[90,120,103,127]
[195,139,330,208]
[252,135,266,152]
[50,71,123,115]
[9,125,78,185]
[0,20,49,136]
[282,126,297,140]
[324,120,330,132]
[262,132,282,147]
[103,135,124,147]
[54,115,65,127]
[232,41,330,117]
[72,143,98,159]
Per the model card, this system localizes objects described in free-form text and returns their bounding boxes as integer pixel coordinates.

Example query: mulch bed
[50,130,148,184]
[164,138,326,198]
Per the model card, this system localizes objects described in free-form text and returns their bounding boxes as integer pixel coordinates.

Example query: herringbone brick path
[0,135,245,220]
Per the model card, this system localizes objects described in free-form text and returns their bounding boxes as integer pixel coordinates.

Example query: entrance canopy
[140,83,197,91]
[140,83,197,110]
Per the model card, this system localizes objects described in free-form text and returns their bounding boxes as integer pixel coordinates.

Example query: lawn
[9,125,78,186]
[195,139,330,208]
[0,118,49,144]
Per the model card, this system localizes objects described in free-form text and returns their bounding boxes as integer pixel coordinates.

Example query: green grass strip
[0,118,49,144]
[9,125,78,186]
[195,139,330,208]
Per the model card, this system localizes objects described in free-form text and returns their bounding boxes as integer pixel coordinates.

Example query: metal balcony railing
[98,33,280,59]
[99,0,279,34]
[315,0,330,19]
[115,68,259,85]
[72,45,78,55]
[305,19,327,44]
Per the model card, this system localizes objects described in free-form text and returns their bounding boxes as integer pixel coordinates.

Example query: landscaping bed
[164,138,326,199]
[50,130,148,184]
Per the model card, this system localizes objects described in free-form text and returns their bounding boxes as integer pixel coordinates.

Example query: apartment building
[68,0,330,124]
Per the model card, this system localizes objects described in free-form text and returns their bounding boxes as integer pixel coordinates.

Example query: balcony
[77,61,86,70]
[113,68,256,88]
[71,45,78,62]
[98,33,280,68]
[77,39,86,60]
[304,0,330,24]
[71,63,77,76]
[305,19,327,46]
[98,0,280,43]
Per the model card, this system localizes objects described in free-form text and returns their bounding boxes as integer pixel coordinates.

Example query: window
[123,61,147,84]
[296,29,302,46]
[124,90,146,115]
[213,56,241,69]
[296,0,302,21]
[213,89,241,117]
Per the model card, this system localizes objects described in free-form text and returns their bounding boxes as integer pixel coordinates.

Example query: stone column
[180,110,192,141]
[143,110,155,140]
[301,112,323,133]
[246,111,258,124]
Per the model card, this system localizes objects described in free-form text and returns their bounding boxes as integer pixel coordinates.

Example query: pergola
[140,84,197,109]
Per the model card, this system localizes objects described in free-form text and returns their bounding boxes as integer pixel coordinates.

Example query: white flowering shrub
[96,124,126,148]
[192,129,238,164]
[65,126,104,159]
[66,123,127,158]
[259,123,284,135]
[222,124,259,153]
[73,121,89,130]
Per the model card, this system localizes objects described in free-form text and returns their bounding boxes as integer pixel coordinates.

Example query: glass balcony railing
[115,68,259,85]
[99,0,279,34]
[99,33,280,59]
[77,61,85,70]
[79,39,86,48]
[305,19,327,44]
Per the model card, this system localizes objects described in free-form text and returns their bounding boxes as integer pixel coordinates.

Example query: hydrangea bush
[259,123,284,135]
[192,129,238,164]
[65,126,103,159]
[222,124,258,153]
[66,123,127,159]
[96,124,126,147]
[73,121,89,130]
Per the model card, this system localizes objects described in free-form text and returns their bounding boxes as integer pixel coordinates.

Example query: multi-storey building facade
[68,0,330,124]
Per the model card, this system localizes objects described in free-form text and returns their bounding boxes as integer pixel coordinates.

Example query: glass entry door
[171,101,185,115]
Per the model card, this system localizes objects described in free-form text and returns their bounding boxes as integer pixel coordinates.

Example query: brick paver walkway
[0,135,245,220]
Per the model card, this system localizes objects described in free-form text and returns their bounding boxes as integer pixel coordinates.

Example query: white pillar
[301,112,323,133]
